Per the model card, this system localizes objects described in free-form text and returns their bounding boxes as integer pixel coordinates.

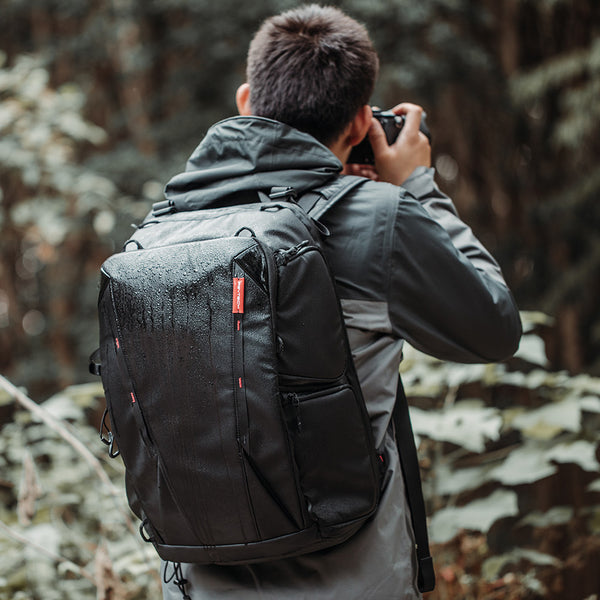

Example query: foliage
[1,314,598,598]
[1,5,599,594]
[0,53,151,397]
[0,383,161,599]
[401,313,600,599]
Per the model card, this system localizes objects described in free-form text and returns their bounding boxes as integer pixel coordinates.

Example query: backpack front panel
[100,235,307,547]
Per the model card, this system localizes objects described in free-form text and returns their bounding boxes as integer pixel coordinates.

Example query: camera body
[347,108,431,165]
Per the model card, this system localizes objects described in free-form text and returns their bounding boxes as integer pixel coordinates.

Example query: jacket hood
[164,116,343,211]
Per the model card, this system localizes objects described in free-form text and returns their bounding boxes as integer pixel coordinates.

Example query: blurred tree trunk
[0,0,599,397]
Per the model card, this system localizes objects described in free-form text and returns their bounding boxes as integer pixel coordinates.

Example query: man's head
[240,4,379,147]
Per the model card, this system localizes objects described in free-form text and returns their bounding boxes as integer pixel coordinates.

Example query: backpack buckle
[99,408,120,458]
[139,518,154,543]
[269,186,297,201]
[152,199,175,216]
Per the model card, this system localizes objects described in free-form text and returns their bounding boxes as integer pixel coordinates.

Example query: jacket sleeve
[388,167,522,363]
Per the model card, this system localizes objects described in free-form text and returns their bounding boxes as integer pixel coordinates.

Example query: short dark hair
[246,4,379,146]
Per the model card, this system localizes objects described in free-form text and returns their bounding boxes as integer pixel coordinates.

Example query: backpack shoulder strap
[392,377,436,593]
[301,176,436,591]
[296,175,366,221]
[290,176,436,591]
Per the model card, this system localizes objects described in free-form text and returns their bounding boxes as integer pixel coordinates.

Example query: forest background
[0,0,599,599]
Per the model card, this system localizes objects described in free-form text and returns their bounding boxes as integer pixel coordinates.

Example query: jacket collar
[164,116,343,211]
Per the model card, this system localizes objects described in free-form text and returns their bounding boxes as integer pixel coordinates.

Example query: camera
[347,108,431,165]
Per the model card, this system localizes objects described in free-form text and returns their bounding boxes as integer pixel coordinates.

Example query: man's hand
[342,163,380,181]
[360,103,431,186]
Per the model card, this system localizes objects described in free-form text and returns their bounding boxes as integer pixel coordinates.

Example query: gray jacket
[162,116,522,600]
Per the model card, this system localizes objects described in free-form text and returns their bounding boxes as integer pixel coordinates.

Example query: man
[162,5,521,599]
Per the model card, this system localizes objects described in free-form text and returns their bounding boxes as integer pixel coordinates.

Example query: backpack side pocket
[282,384,380,530]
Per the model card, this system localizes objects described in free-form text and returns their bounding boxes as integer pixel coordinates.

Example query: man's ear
[348,105,372,146]
[236,83,252,116]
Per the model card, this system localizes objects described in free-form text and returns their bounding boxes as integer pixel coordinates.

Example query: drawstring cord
[163,561,191,600]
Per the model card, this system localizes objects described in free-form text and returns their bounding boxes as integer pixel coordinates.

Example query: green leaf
[514,334,549,367]
[430,489,519,544]
[482,548,561,581]
[517,506,574,528]
[588,479,600,493]
[410,400,502,453]
[489,442,557,485]
[434,463,491,496]
[546,440,600,472]
[512,396,582,440]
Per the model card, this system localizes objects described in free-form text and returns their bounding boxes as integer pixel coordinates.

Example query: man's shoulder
[318,178,405,282]
[323,175,422,224]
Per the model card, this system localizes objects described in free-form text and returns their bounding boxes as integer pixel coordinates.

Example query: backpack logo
[232,277,245,314]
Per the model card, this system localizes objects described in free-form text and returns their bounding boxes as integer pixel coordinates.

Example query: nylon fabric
[162,436,421,600]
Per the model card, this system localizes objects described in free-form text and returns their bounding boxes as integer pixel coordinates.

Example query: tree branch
[0,519,95,583]
[0,375,136,534]
[0,375,118,494]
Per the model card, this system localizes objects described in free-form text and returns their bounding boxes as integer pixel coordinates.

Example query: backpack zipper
[275,241,313,266]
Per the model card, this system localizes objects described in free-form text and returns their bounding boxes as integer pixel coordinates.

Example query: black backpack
[90,177,434,591]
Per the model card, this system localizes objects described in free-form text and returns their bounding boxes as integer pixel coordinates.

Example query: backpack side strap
[89,348,102,376]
